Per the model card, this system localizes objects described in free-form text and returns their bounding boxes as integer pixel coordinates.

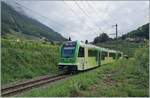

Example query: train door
[84,47,88,69]
[77,46,85,70]
[87,49,98,68]
[101,51,108,65]
[98,51,101,66]
[95,50,99,66]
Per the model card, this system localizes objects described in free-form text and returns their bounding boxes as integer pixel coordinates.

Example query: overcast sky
[6,0,149,42]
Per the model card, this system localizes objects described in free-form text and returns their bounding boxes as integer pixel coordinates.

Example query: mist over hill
[1,2,67,42]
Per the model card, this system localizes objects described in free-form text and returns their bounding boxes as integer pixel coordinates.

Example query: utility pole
[112,24,118,40]
[112,24,118,59]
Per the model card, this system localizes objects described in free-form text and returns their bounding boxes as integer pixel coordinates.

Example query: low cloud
[6,0,149,42]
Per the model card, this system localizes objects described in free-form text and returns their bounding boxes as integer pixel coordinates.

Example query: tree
[68,37,71,41]
[85,40,88,44]
[93,33,109,43]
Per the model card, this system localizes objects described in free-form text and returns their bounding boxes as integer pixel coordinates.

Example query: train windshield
[62,42,76,58]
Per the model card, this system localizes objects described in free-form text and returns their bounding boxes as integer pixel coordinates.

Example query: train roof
[77,41,122,53]
[63,41,123,54]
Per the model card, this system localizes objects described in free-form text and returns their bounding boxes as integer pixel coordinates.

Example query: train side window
[118,53,121,58]
[109,53,116,59]
[78,47,84,57]
[88,50,97,57]
[101,51,107,60]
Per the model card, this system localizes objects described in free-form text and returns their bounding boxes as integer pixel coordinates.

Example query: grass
[2,38,148,97]
[1,39,60,85]
[18,44,149,97]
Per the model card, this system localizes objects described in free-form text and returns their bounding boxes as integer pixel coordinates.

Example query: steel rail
[1,74,70,97]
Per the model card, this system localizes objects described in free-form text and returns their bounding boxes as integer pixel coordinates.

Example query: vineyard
[1,39,60,85]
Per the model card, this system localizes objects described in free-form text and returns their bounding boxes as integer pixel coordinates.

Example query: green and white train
[58,41,123,72]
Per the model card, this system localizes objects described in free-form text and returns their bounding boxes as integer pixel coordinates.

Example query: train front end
[58,41,78,72]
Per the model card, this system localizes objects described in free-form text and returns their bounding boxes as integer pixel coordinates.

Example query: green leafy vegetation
[1,39,60,85]
[1,2,67,41]
[93,33,111,43]
[18,42,148,97]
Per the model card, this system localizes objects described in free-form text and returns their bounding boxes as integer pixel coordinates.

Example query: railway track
[1,74,70,97]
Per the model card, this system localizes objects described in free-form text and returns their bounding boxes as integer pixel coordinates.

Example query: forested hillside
[1,2,67,42]
[121,23,149,39]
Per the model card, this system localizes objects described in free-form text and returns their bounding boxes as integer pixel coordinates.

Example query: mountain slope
[1,2,67,41]
[121,23,149,39]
